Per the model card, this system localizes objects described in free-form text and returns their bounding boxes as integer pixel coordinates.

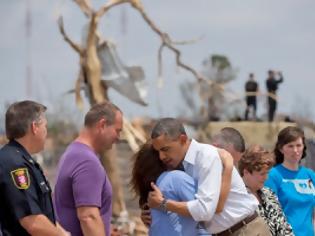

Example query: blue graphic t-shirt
[265,164,315,236]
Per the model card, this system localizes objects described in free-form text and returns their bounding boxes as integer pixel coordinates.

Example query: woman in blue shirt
[265,126,315,236]
[130,142,234,235]
[130,142,206,236]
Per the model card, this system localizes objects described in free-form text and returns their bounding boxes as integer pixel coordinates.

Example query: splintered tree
[199,54,238,121]
[58,0,209,230]
[179,55,238,123]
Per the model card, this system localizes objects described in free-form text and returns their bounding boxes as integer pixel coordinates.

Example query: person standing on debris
[266,70,283,122]
[147,118,271,236]
[244,73,259,120]
[54,102,123,236]
[239,145,294,236]
[0,100,69,236]
[265,126,315,236]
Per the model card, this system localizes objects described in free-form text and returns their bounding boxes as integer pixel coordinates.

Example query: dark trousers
[268,97,277,122]
[245,97,257,120]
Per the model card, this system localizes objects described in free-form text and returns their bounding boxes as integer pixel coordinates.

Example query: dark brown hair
[84,102,121,127]
[130,142,167,207]
[274,126,307,165]
[239,145,275,176]
[5,100,47,140]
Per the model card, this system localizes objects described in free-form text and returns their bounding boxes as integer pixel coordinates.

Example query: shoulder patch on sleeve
[10,168,30,190]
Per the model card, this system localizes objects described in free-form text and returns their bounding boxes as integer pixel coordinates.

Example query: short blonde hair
[238,145,275,176]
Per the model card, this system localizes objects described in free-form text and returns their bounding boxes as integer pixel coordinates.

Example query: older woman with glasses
[239,145,294,236]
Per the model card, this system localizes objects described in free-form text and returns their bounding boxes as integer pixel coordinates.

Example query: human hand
[147,182,164,209]
[140,203,151,227]
[57,222,71,236]
[218,148,234,171]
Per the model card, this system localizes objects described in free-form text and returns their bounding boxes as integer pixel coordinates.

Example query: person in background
[211,127,246,166]
[239,145,294,236]
[244,73,259,121]
[265,126,315,236]
[211,127,246,213]
[266,70,283,122]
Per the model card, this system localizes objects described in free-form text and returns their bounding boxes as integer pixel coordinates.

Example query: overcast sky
[0,0,314,123]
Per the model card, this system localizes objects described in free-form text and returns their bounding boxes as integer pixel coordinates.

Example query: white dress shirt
[183,139,258,234]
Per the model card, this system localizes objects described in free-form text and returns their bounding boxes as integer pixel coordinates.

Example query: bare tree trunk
[101,145,126,217]
[59,0,209,226]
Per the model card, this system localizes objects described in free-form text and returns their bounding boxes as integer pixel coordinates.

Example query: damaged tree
[58,0,211,231]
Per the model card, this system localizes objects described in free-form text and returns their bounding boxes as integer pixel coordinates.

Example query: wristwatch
[158,198,168,212]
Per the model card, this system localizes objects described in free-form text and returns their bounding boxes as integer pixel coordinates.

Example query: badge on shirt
[11,168,30,190]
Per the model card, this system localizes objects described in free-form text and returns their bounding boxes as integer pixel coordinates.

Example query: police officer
[244,73,258,120]
[0,101,68,236]
[266,70,284,122]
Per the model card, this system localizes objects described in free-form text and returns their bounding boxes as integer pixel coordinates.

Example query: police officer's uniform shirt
[0,140,55,236]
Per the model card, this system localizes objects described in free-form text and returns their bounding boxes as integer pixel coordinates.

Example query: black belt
[213,211,258,236]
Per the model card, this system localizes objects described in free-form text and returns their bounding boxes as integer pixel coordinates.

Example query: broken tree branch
[171,35,205,45]
[97,0,130,19]
[73,0,93,17]
[57,17,83,55]
[128,0,207,82]
[158,43,165,79]
[95,0,209,83]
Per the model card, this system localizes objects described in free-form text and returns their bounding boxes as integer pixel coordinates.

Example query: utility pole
[25,0,32,98]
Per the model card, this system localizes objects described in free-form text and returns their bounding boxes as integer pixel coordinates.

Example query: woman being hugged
[239,146,294,236]
[130,142,204,236]
[265,126,315,236]
[130,142,233,236]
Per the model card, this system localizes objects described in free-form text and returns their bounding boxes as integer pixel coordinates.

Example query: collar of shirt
[183,139,198,169]
[8,140,36,165]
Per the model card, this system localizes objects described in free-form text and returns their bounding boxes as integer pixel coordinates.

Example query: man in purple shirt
[54,102,123,236]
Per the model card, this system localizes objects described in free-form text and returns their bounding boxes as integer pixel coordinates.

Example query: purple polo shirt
[54,142,112,236]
